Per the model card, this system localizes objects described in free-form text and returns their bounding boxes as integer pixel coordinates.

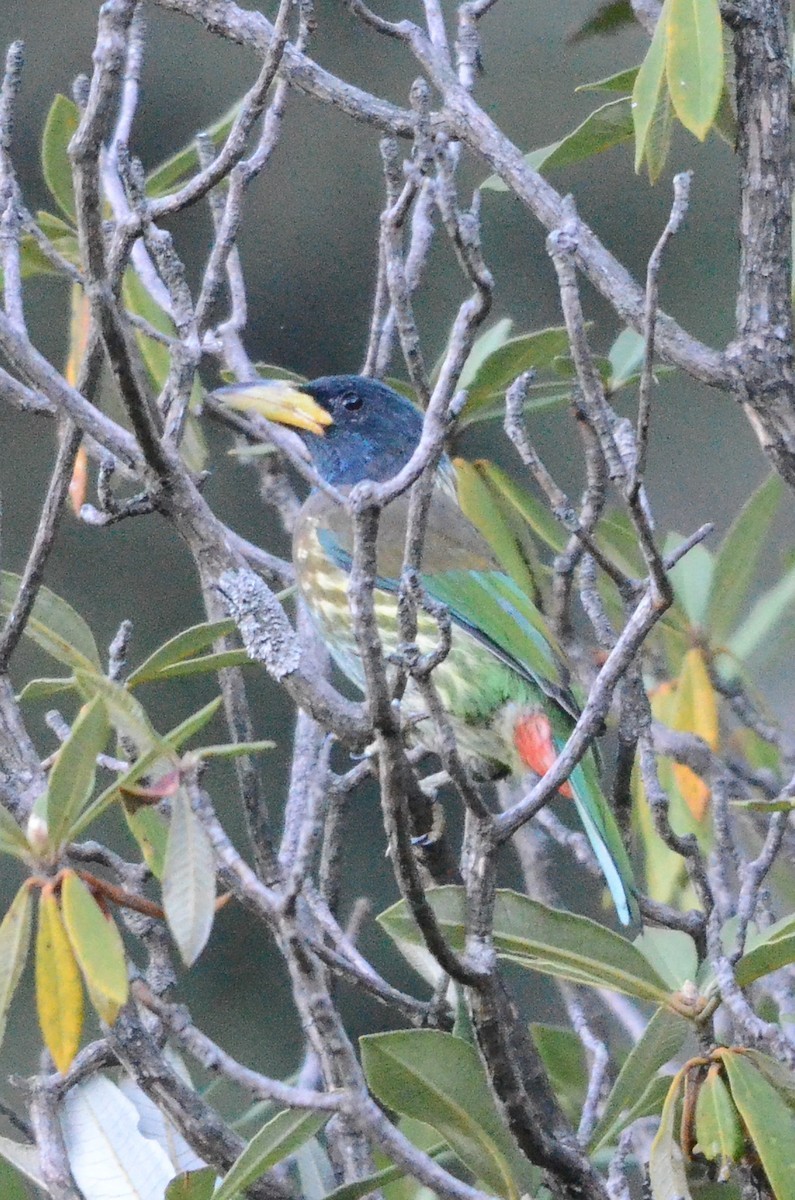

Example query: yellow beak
[215,381,333,437]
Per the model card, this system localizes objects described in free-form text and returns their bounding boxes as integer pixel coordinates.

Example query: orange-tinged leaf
[35,888,83,1073]
[671,648,718,820]
[61,871,128,1025]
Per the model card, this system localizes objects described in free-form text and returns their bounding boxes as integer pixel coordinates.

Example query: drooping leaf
[41,95,80,220]
[361,1030,539,1200]
[126,619,238,687]
[640,60,675,183]
[462,459,567,553]
[454,459,542,599]
[59,1074,175,1200]
[214,1108,330,1200]
[633,3,669,174]
[706,474,784,644]
[693,1065,744,1180]
[61,871,128,1025]
[39,695,109,849]
[720,1049,795,1199]
[35,888,84,1073]
[590,1007,689,1152]
[163,790,216,966]
[0,885,33,1052]
[0,572,101,671]
[648,1070,692,1200]
[145,101,241,198]
[379,888,674,1006]
[665,0,723,141]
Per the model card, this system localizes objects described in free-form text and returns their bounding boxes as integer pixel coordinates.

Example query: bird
[217,374,638,925]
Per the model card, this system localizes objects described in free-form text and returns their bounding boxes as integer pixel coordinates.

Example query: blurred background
[0,0,790,1115]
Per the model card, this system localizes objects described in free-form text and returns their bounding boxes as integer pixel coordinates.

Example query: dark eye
[341,391,363,411]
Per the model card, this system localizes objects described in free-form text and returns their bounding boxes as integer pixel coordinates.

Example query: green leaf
[706,474,784,643]
[0,805,30,862]
[576,66,639,95]
[457,383,572,428]
[74,671,160,753]
[0,572,101,671]
[649,1071,692,1200]
[190,739,275,762]
[635,927,699,990]
[607,328,645,390]
[163,790,216,966]
[122,267,175,392]
[61,871,128,1025]
[361,1030,539,1200]
[665,0,723,140]
[126,618,238,687]
[166,1168,218,1200]
[41,95,79,220]
[0,885,33,1052]
[17,676,76,704]
[0,1139,46,1194]
[214,1108,330,1200]
[633,3,669,174]
[379,888,674,1006]
[0,1158,30,1200]
[460,328,572,411]
[726,559,795,669]
[322,1145,449,1200]
[462,459,567,553]
[590,1007,690,1151]
[145,101,241,198]
[146,649,252,682]
[485,100,633,189]
[454,459,542,600]
[741,1051,795,1108]
[530,1025,587,1125]
[721,1049,795,1199]
[456,318,513,389]
[569,0,634,42]
[39,695,109,849]
[125,805,169,879]
[735,912,795,987]
[72,696,223,839]
[694,1066,744,1179]
[666,535,714,627]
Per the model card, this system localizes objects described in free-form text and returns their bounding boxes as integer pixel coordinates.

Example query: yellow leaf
[671,648,719,820]
[61,871,128,1025]
[35,887,84,1073]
